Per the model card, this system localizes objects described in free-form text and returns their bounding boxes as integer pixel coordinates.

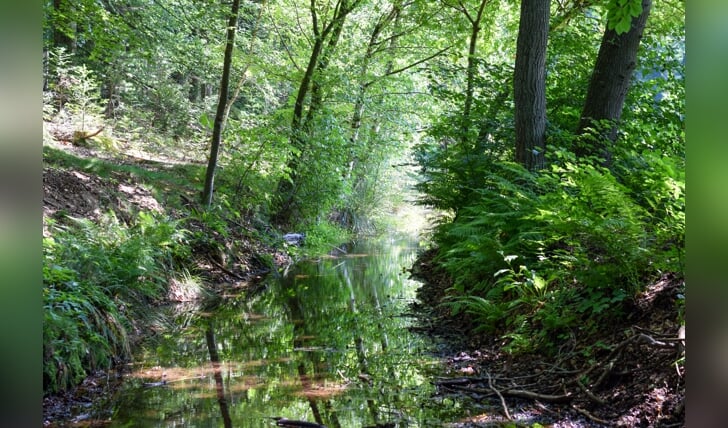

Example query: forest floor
[43,137,685,427]
[410,248,685,427]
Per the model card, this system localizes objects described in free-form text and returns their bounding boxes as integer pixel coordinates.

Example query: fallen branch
[208,257,245,280]
[487,370,512,420]
[576,379,606,405]
[439,383,492,395]
[501,389,572,403]
[636,333,675,348]
[434,377,476,386]
[592,359,616,389]
[571,404,611,425]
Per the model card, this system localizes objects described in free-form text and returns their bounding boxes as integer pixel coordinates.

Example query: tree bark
[461,0,490,144]
[202,0,241,206]
[514,0,550,170]
[575,0,652,164]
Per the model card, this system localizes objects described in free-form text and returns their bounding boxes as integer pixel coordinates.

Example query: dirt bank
[410,248,685,427]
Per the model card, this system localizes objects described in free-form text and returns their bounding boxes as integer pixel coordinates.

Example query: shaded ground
[410,248,685,427]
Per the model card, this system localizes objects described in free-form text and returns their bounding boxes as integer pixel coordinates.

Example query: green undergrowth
[42,146,355,395]
[298,220,354,257]
[426,147,684,355]
[43,211,189,394]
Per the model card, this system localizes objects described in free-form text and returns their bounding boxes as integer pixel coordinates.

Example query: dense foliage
[42,0,684,395]
[43,212,188,392]
[414,1,684,353]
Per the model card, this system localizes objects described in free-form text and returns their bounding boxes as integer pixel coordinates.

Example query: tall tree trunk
[514,0,550,170]
[349,3,400,164]
[305,14,346,127]
[201,0,241,206]
[461,0,490,144]
[575,0,652,164]
[274,20,329,225]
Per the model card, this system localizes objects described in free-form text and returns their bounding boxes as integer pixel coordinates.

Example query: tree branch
[369,45,452,84]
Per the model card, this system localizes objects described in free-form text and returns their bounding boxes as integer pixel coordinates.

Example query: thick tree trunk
[514,0,550,170]
[575,0,652,164]
[201,0,241,206]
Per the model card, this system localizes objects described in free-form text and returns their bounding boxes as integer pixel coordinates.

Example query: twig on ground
[592,358,616,389]
[576,379,606,405]
[571,404,611,425]
[208,257,245,280]
[534,400,559,416]
[486,370,512,421]
[440,383,492,395]
[636,333,675,348]
[501,389,572,403]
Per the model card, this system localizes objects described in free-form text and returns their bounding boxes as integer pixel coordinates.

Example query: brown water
[106,235,468,427]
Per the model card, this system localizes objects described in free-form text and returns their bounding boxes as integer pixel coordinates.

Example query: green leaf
[200,113,213,130]
[616,19,631,34]
[630,2,643,17]
[532,275,546,291]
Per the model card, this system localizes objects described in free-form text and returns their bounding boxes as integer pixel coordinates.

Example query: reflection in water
[206,320,233,428]
[108,235,467,427]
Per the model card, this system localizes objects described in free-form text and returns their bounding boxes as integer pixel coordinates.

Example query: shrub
[43,212,187,393]
[300,220,353,256]
[429,147,683,355]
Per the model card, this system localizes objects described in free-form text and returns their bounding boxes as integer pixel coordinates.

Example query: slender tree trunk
[205,322,232,428]
[275,0,361,225]
[306,8,349,127]
[201,0,241,206]
[274,31,326,224]
[514,0,550,170]
[575,0,652,164]
[461,0,490,144]
[349,3,400,169]
[220,1,267,129]
[52,0,77,53]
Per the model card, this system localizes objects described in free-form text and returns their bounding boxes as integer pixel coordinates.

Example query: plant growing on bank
[43,212,188,393]
[430,146,684,355]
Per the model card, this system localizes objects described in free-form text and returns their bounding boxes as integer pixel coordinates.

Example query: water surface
[110,235,466,427]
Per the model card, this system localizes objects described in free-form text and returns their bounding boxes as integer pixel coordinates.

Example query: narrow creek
[108,234,467,427]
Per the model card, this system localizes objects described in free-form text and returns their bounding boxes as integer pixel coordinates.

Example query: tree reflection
[206,319,233,428]
[109,236,468,427]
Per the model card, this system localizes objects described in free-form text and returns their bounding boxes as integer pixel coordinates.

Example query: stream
[107,234,469,427]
